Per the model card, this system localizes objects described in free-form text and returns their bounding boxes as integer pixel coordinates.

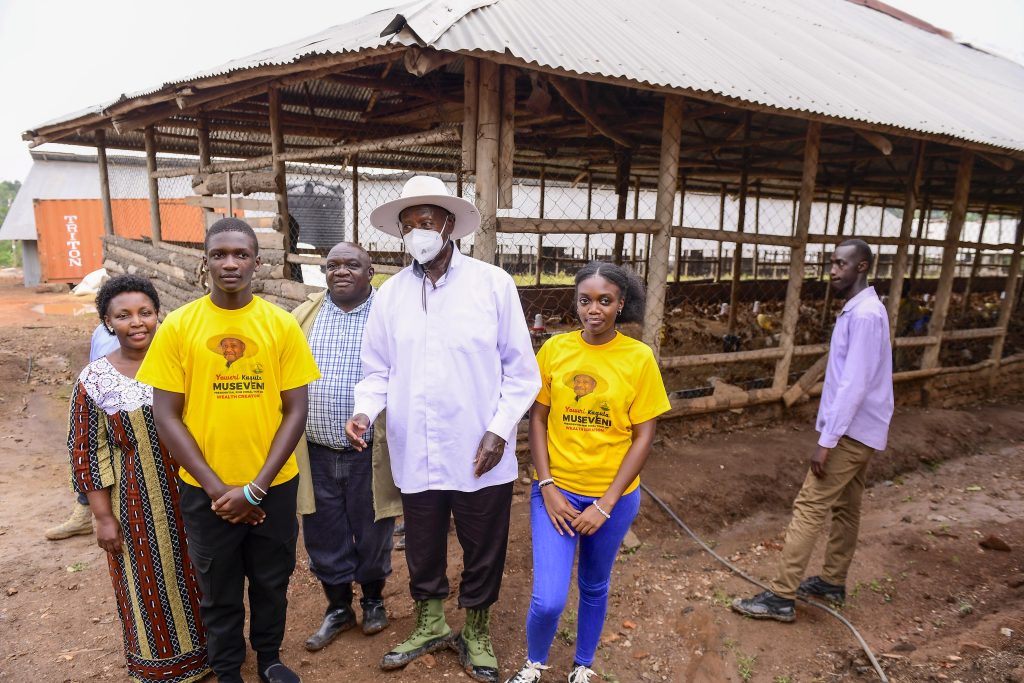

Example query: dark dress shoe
[258,661,301,683]
[361,598,389,635]
[730,591,796,623]
[798,575,846,606]
[304,605,357,651]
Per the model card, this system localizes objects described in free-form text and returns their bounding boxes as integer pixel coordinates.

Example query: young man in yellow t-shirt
[138,218,320,683]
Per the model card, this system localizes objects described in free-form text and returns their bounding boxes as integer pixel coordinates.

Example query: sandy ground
[1,276,1022,683]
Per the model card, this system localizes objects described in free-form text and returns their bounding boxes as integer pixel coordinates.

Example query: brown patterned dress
[68,357,210,683]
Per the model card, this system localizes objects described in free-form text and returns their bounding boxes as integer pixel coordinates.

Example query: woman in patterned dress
[68,275,210,682]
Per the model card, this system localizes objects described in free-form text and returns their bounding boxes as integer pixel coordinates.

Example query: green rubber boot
[453,607,499,682]
[379,599,453,670]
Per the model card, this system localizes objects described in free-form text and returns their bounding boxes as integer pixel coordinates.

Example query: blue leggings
[526,483,640,666]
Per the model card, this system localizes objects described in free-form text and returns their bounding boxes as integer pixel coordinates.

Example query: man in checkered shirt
[292,242,402,652]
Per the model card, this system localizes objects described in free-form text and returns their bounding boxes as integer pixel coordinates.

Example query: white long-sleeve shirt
[353,248,541,493]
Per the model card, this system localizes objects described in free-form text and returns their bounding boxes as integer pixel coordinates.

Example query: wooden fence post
[352,157,360,244]
[642,94,683,358]
[771,121,821,393]
[921,149,975,370]
[144,126,162,243]
[462,57,478,174]
[987,210,1024,382]
[95,130,114,237]
[726,113,751,335]
[474,60,501,264]
[885,140,925,341]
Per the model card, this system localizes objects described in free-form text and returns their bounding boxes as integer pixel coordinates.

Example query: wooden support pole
[959,200,991,316]
[268,86,298,279]
[462,57,478,174]
[581,170,592,261]
[143,126,162,243]
[674,178,686,282]
[498,66,515,210]
[474,60,501,264]
[535,167,545,285]
[885,141,925,342]
[613,149,630,265]
[715,184,726,282]
[871,197,885,279]
[268,86,290,226]
[642,94,683,357]
[352,157,360,244]
[632,175,641,269]
[819,194,831,281]
[95,130,114,237]
[772,121,821,393]
[196,114,215,222]
[821,167,855,325]
[753,182,761,281]
[782,351,830,407]
[989,211,1024,377]
[726,113,751,335]
[921,150,974,370]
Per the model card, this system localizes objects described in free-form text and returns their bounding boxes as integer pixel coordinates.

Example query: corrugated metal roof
[423,0,1024,152]
[27,0,1024,154]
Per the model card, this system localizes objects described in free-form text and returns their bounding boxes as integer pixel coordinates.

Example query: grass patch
[736,653,756,681]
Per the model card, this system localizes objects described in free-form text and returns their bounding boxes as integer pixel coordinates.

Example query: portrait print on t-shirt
[560,368,611,429]
[207,330,265,399]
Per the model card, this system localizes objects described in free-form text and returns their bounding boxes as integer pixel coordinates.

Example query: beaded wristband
[538,478,555,489]
[592,501,611,520]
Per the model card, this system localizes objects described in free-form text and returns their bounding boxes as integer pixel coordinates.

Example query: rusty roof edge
[443,46,1024,160]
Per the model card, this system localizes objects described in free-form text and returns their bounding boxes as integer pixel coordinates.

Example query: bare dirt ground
[1,276,1022,683]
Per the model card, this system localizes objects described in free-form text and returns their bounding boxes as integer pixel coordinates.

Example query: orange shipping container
[33,198,215,283]
[34,199,105,283]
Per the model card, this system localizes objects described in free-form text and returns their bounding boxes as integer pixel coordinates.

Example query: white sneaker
[567,664,597,683]
[505,660,549,683]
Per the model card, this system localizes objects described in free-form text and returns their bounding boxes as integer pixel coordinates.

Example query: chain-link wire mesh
[97,62,1022,404]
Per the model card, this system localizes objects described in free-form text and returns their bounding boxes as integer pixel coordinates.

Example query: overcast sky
[0,0,1021,183]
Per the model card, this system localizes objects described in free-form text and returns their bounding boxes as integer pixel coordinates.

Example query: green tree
[0,180,23,267]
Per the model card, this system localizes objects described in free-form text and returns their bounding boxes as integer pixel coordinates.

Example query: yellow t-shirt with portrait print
[137,295,320,488]
[535,330,671,497]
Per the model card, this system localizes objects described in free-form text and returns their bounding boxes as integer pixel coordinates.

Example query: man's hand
[810,445,830,478]
[473,431,506,477]
[94,515,123,554]
[345,414,370,451]
[211,487,266,525]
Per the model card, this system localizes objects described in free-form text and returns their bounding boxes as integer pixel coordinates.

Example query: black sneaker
[798,576,846,606]
[731,591,796,623]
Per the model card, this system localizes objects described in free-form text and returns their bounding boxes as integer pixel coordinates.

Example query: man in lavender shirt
[732,238,894,622]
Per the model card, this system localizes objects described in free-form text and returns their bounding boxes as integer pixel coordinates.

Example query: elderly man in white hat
[345,175,540,682]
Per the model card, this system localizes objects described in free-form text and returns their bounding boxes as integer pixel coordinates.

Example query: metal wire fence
[119,105,1020,402]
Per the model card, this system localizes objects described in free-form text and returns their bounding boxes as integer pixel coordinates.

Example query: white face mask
[402,219,450,264]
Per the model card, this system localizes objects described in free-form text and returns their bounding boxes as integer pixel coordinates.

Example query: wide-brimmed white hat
[369,175,480,239]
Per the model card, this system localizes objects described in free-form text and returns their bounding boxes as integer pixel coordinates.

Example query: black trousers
[179,477,298,681]
[401,482,513,610]
[302,443,395,587]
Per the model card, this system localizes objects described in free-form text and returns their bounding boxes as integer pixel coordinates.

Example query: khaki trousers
[769,436,874,599]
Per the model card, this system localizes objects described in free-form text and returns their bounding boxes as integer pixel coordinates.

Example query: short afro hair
[96,275,160,330]
[204,217,259,254]
[837,238,873,269]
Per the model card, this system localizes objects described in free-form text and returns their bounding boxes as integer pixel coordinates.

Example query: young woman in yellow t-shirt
[506,262,671,683]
